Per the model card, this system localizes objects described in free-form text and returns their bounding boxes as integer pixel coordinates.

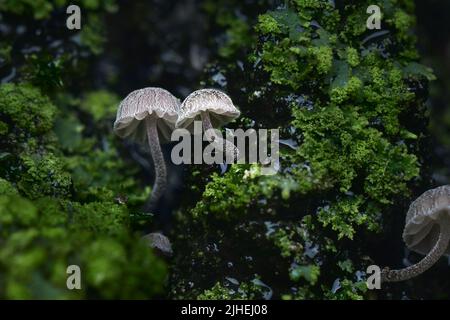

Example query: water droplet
[264,221,279,237]
[304,241,319,259]
[355,270,365,282]
[16,25,26,34]
[277,138,298,150]
[331,278,341,293]
[212,72,227,87]
[252,278,273,300]
[253,90,262,98]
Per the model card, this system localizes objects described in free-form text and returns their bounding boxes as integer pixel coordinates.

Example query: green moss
[391,10,415,38]
[346,47,360,67]
[0,178,17,195]
[0,0,54,19]
[22,54,67,91]
[0,0,117,20]
[0,83,57,135]
[0,194,167,299]
[173,0,432,300]
[197,283,236,300]
[308,46,333,74]
[0,194,37,228]
[289,265,320,285]
[0,43,12,64]
[0,1,168,300]
[18,153,72,199]
[80,90,119,121]
[80,14,107,55]
[257,14,282,35]
[330,76,363,104]
[197,280,269,300]
[0,0,436,301]
[322,279,367,300]
[0,120,8,135]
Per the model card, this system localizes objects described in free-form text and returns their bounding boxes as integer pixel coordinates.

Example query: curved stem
[201,111,239,162]
[144,117,167,212]
[381,216,450,282]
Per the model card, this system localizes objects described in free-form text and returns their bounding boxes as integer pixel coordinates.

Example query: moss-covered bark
[170,0,436,299]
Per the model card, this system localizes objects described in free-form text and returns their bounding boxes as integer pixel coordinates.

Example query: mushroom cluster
[381,185,450,282]
[114,87,240,213]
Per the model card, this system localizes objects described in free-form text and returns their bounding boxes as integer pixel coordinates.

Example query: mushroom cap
[142,232,173,256]
[175,89,240,132]
[114,87,180,143]
[403,185,450,256]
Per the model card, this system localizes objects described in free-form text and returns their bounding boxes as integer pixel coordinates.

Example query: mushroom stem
[381,216,450,282]
[144,116,167,212]
[200,111,239,162]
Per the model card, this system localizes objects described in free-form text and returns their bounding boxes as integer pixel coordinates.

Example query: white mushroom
[176,89,240,162]
[381,185,450,282]
[114,87,180,211]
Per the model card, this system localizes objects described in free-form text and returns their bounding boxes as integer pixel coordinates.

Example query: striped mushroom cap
[403,185,450,256]
[175,89,240,132]
[114,87,180,143]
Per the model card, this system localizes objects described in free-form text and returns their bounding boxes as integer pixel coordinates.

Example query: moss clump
[0,83,71,199]
[197,280,269,300]
[0,194,166,299]
[0,46,164,301]
[18,153,72,199]
[0,0,169,299]
[0,85,166,297]
[0,178,17,195]
[0,83,57,135]
[80,90,120,122]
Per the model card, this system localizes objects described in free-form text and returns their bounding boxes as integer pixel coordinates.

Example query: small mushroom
[176,89,240,162]
[142,232,173,256]
[114,87,180,211]
[381,185,450,282]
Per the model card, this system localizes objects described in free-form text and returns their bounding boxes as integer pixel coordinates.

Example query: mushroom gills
[381,214,450,282]
[406,222,434,248]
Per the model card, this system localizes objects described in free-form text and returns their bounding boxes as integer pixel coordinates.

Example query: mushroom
[381,185,450,282]
[114,87,180,211]
[142,232,173,256]
[176,89,240,162]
